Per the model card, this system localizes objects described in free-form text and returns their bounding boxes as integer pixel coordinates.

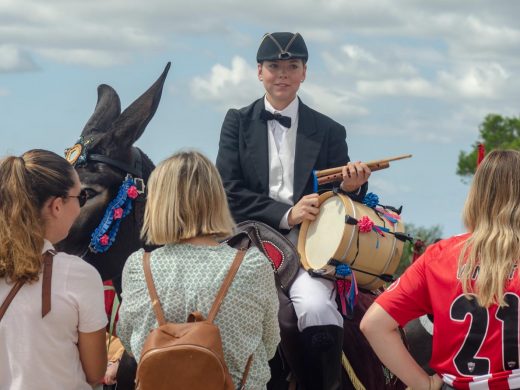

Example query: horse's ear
[81,84,121,137]
[108,62,171,149]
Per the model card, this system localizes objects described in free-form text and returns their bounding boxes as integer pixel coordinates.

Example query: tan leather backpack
[136,248,253,390]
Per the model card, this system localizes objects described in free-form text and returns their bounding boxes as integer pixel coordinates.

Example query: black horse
[57,63,170,294]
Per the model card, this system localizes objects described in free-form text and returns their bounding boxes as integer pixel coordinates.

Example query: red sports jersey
[377,234,520,389]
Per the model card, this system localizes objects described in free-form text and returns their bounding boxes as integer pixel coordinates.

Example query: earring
[260,78,263,81]
[301,79,305,82]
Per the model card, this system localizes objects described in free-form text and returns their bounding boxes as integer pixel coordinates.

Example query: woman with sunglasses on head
[0,149,107,390]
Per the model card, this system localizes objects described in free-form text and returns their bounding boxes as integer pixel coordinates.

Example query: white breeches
[289,268,343,331]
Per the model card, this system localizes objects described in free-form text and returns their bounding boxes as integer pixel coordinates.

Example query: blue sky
[1,1,520,238]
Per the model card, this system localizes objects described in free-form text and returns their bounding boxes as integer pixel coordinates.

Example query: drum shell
[298,191,404,290]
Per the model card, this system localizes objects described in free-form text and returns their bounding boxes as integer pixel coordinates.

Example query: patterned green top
[117,243,280,389]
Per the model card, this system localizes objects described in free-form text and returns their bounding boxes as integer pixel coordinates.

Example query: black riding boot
[301,325,343,390]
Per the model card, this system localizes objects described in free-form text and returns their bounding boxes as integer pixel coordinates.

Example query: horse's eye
[83,188,99,199]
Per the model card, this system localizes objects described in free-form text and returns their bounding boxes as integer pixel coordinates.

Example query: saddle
[228,221,406,390]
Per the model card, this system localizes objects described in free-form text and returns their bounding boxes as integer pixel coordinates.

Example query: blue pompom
[335,264,352,277]
[363,192,379,208]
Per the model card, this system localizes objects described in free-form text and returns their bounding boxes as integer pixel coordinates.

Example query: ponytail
[0,150,75,283]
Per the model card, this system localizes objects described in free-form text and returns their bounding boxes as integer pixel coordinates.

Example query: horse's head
[57,63,171,283]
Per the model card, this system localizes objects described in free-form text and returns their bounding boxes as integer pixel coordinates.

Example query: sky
[1,0,519,238]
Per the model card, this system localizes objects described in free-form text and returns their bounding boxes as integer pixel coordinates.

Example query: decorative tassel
[312,170,319,193]
[372,225,386,237]
[335,264,359,318]
[381,212,399,224]
[477,143,485,167]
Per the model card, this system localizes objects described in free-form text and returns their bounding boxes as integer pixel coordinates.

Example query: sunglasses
[66,189,88,207]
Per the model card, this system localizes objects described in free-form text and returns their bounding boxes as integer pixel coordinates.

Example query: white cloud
[190,56,263,108]
[299,83,369,118]
[439,63,510,99]
[0,45,38,72]
[341,45,377,64]
[37,48,130,67]
[322,45,418,79]
[447,15,520,60]
[357,78,441,98]
[1,0,519,70]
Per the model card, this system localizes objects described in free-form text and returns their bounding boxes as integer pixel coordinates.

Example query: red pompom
[100,234,110,246]
[113,207,123,220]
[127,186,139,199]
[358,216,374,233]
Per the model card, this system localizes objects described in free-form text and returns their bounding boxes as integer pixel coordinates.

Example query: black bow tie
[260,109,292,128]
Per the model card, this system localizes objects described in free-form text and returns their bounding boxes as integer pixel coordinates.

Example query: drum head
[304,196,347,269]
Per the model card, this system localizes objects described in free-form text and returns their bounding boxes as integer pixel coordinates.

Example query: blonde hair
[142,150,234,245]
[459,150,520,307]
[0,149,75,283]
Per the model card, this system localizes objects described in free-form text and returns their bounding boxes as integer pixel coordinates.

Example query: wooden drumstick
[315,154,412,186]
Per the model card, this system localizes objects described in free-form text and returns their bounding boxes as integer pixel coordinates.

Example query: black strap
[88,147,143,178]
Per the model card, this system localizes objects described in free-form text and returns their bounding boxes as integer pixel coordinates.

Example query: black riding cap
[256,32,308,63]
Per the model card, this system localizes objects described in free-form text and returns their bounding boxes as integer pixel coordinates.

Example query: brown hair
[459,149,520,307]
[0,149,75,283]
[142,150,234,245]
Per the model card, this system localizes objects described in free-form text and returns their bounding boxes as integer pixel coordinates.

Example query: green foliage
[457,114,520,180]
[395,223,443,277]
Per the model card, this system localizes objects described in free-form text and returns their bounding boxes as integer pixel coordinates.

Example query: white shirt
[265,96,299,230]
[0,240,107,390]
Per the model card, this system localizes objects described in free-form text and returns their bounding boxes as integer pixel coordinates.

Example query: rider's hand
[288,193,319,227]
[340,161,371,193]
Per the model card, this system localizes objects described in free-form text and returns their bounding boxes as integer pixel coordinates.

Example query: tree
[457,114,520,179]
[395,223,443,277]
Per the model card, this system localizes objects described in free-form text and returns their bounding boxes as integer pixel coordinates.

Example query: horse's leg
[115,350,137,390]
[403,316,434,375]
[341,291,407,390]
[268,288,305,390]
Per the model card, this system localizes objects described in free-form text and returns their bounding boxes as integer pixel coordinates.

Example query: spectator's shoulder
[429,233,469,258]
[54,252,103,291]
[56,251,99,277]
[241,246,273,276]
[124,248,146,271]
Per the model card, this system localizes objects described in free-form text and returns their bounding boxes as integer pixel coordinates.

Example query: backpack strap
[239,354,254,390]
[207,248,254,389]
[0,250,55,322]
[207,249,246,323]
[143,252,167,326]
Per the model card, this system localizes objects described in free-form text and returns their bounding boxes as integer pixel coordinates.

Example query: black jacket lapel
[293,101,325,200]
[243,99,269,193]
